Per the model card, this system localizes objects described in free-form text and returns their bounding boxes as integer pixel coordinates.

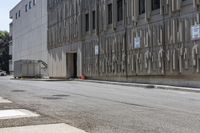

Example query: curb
[9,77,200,93]
[76,79,200,93]
[155,85,200,93]
[10,78,69,82]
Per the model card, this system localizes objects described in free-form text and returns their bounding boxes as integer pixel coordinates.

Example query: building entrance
[66,53,77,78]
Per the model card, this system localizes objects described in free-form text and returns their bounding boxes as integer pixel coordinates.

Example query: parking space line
[0,97,12,103]
[0,109,39,120]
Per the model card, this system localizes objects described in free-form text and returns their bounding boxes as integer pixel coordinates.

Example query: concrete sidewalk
[0,123,87,133]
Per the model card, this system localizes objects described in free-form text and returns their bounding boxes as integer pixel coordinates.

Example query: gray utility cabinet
[14,60,41,78]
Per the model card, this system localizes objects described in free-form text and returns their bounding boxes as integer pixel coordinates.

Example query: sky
[0,0,21,32]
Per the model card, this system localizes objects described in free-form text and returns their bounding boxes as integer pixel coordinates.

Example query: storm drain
[42,97,62,100]
[52,95,70,97]
[12,90,26,92]
[0,109,39,120]
[145,85,155,89]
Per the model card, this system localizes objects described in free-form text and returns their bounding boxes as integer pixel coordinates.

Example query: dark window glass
[25,4,28,12]
[108,4,113,24]
[139,0,145,14]
[18,10,21,17]
[29,1,32,9]
[117,0,123,21]
[85,13,89,32]
[15,13,18,19]
[92,11,96,30]
[152,0,160,10]
[33,0,36,6]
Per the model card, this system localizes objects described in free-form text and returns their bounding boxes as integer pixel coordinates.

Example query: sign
[95,45,99,55]
[191,24,200,40]
[134,37,141,49]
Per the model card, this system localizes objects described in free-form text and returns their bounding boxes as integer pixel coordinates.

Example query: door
[66,53,77,78]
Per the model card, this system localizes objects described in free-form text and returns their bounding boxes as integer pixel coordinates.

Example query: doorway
[66,53,77,78]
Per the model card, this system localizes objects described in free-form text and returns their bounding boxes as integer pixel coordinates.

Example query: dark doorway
[73,53,77,78]
[66,53,77,78]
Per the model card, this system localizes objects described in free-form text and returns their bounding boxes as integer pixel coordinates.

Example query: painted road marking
[0,97,12,103]
[0,123,87,133]
[0,109,39,120]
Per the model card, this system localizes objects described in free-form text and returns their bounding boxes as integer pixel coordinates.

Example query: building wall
[10,0,48,74]
[48,0,82,78]
[48,0,200,86]
[9,22,13,74]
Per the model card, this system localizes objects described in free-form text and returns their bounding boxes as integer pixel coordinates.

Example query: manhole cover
[12,90,26,92]
[42,97,62,100]
[52,95,70,97]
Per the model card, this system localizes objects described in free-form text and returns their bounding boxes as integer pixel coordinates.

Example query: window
[139,0,145,14]
[18,10,21,17]
[152,0,160,10]
[92,11,96,30]
[33,0,36,6]
[15,13,18,19]
[25,4,28,12]
[85,13,89,32]
[29,1,32,9]
[108,4,113,24]
[117,0,123,21]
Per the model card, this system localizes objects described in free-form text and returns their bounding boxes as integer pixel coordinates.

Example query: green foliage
[0,31,10,73]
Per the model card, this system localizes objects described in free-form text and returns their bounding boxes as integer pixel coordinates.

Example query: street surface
[0,76,199,133]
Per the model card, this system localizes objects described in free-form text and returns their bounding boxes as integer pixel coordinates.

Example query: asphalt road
[0,76,199,133]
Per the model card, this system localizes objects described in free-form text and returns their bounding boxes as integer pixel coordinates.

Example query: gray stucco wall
[48,43,82,78]
[10,0,48,74]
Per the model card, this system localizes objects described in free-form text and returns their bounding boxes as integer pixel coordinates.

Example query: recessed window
[33,0,36,6]
[139,0,145,14]
[29,1,32,9]
[25,4,28,12]
[92,11,96,30]
[15,13,18,19]
[18,10,21,17]
[108,4,113,24]
[85,13,89,32]
[117,0,123,21]
[152,0,160,10]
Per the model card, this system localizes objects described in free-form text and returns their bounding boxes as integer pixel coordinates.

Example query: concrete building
[9,23,13,74]
[48,0,83,78]
[48,0,200,86]
[10,0,48,76]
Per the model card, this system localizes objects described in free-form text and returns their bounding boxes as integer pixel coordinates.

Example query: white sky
[0,0,21,31]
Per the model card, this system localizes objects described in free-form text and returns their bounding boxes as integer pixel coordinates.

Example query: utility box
[14,60,44,78]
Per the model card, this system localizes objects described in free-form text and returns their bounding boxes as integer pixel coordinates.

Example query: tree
[0,31,10,73]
